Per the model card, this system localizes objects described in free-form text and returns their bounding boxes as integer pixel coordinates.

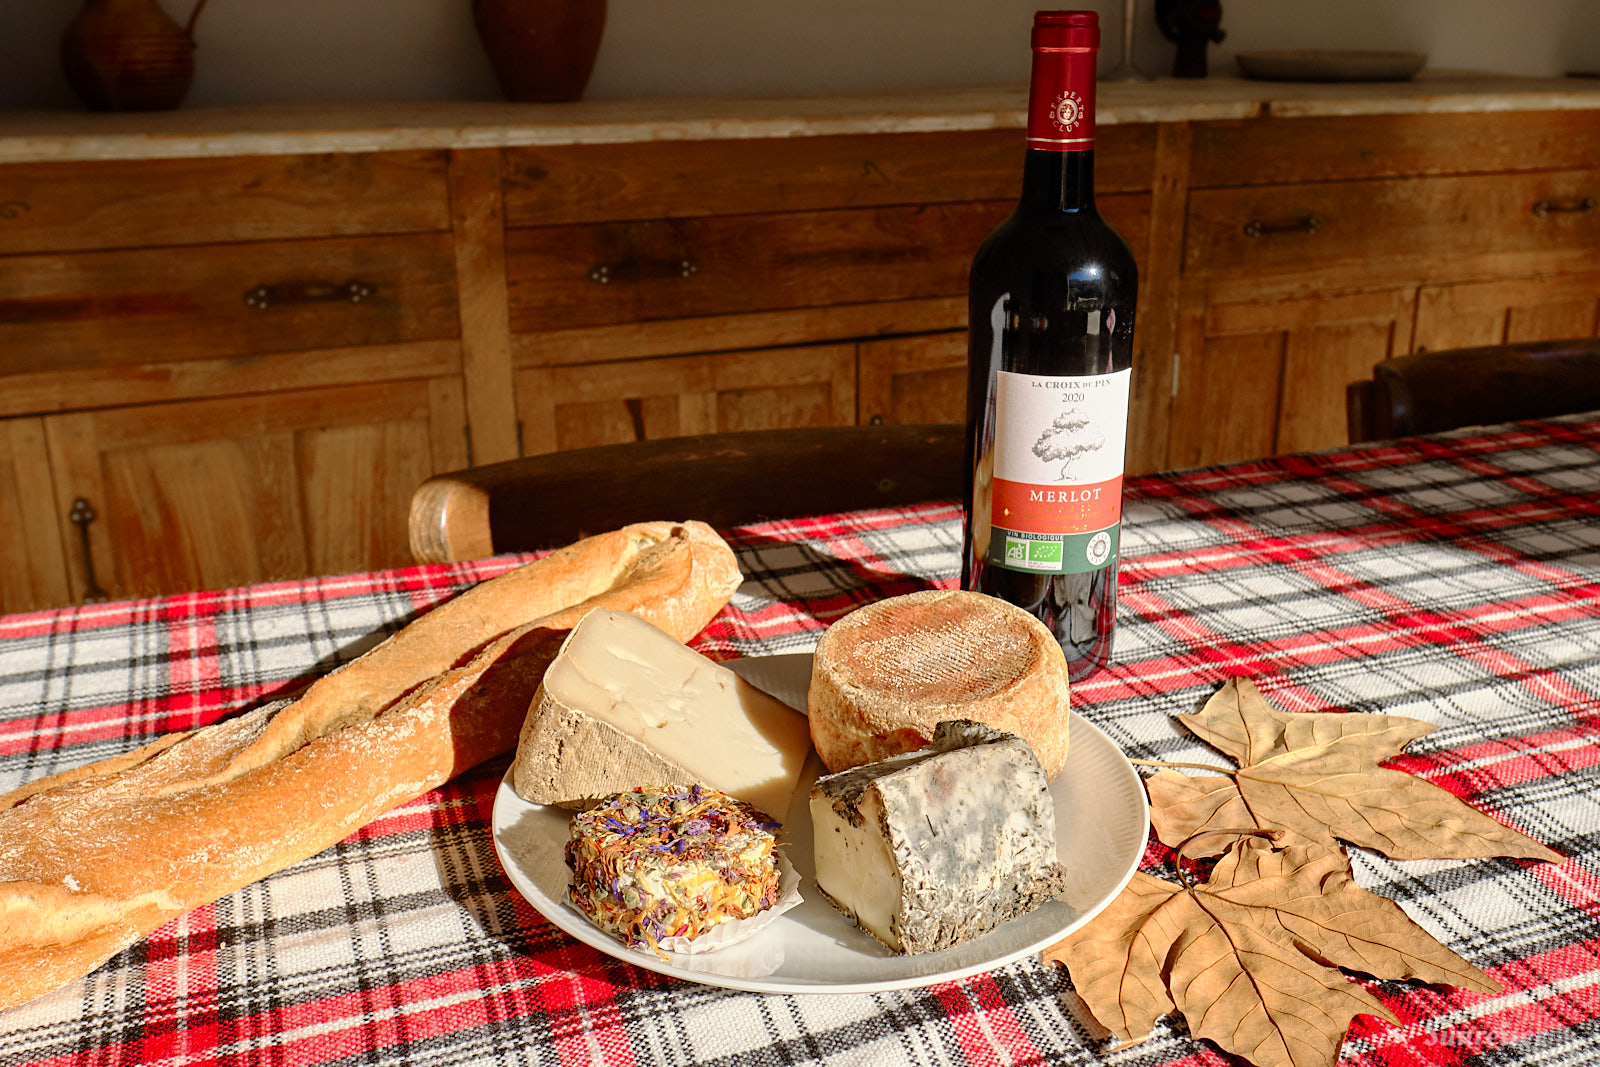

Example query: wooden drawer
[1184,170,1600,280]
[514,343,856,454]
[507,194,1150,333]
[502,126,1156,227]
[43,378,468,602]
[0,233,461,382]
[0,152,451,255]
[1190,111,1600,187]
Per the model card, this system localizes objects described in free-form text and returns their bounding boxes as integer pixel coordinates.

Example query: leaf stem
[1172,828,1278,891]
[1129,758,1235,774]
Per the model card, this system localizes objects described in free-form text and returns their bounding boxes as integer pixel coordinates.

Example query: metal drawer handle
[1243,214,1322,238]
[1531,196,1597,218]
[69,497,109,604]
[588,258,699,284]
[243,279,376,309]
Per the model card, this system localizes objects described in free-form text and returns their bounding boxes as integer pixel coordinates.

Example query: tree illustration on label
[1032,406,1105,481]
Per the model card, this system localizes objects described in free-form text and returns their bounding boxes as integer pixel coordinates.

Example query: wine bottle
[961,9,1139,683]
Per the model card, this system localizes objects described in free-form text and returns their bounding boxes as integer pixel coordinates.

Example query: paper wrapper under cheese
[0,520,741,1013]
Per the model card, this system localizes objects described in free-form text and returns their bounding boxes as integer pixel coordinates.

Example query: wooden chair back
[409,424,964,564]
[1346,338,1600,443]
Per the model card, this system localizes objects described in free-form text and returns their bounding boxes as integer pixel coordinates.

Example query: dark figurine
[1155,0,1225,78]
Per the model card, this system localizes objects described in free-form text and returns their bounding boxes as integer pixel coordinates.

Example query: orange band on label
[992,475,1123,535]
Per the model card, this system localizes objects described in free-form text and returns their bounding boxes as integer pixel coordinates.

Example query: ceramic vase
[473,0,607,102]
[61,0,196,111]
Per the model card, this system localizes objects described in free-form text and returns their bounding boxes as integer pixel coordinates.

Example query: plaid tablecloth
[3,414,1599,1066]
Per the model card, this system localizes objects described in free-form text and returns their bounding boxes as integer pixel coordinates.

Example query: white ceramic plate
[491,653,1148,994]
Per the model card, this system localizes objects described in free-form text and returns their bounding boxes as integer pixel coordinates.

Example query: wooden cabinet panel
[1168,328,1283,469]
[506,194,1149,334]
[502,126,1156,227]
[0,152,452,255]
[1184,170,1600,279]
[515,344,856,455]
[41,380,468,602]
[858,332,966,426]
[1170,287,1414,467]
[0,234,461,378]
[0,418,70,614]
[1191,110,1600,187]
[1414,272,1600,352]
[1278,317,1406,454]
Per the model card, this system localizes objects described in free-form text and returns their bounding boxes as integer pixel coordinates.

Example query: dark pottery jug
[61,0,199,111]
[473,0,608,102]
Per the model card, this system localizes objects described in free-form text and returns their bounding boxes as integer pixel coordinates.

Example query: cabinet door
[0,418,71,614]
[1169,287,1416,467]
[42,379,468,603]
[1414,272,1600,352]
[857,332,966,426]
[514,344,856,455]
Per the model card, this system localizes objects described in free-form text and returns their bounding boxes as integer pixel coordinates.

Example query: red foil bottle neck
[1026,10,1099,152]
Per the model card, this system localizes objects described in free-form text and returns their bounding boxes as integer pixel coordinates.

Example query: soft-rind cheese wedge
[810,719,1068,955]
[511,609,810,819]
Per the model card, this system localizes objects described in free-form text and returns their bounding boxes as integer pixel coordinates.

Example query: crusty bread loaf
[0,520,741,1012]
[807,590,1070,778]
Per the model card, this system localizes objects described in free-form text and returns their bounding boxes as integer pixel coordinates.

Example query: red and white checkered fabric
[2,414,1598,1066]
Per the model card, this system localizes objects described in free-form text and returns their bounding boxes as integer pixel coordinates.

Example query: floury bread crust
[0,521,741,1012]
[807,589,1071,778]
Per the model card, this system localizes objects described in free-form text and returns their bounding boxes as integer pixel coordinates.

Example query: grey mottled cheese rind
[810,720,1068,955]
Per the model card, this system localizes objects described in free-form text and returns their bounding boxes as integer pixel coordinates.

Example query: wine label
[985,367,1130,575]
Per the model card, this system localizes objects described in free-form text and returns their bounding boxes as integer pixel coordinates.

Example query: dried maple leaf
[1052,870,1182,1045]
[1201,839,1498,995]
[1182,677,1437,766]
[1046,837,1498,1067]
[1148,678,1562,862]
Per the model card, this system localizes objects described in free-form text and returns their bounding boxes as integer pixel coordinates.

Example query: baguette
[0,520,742,1012]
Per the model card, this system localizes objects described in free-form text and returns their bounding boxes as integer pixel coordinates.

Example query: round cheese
[807,590,1071,778]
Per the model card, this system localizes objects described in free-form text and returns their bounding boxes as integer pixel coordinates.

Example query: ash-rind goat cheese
[809,720,1069,955]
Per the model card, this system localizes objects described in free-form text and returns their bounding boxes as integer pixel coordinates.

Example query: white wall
[3,0,1597,111]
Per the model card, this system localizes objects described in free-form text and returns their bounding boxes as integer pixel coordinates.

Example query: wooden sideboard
[3,81,1599,611]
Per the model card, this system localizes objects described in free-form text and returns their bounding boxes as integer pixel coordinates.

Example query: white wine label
[986,367,1130,575]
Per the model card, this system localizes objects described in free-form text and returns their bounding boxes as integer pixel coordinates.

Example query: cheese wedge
[510,609,811,820]
[810,719,1068,954]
